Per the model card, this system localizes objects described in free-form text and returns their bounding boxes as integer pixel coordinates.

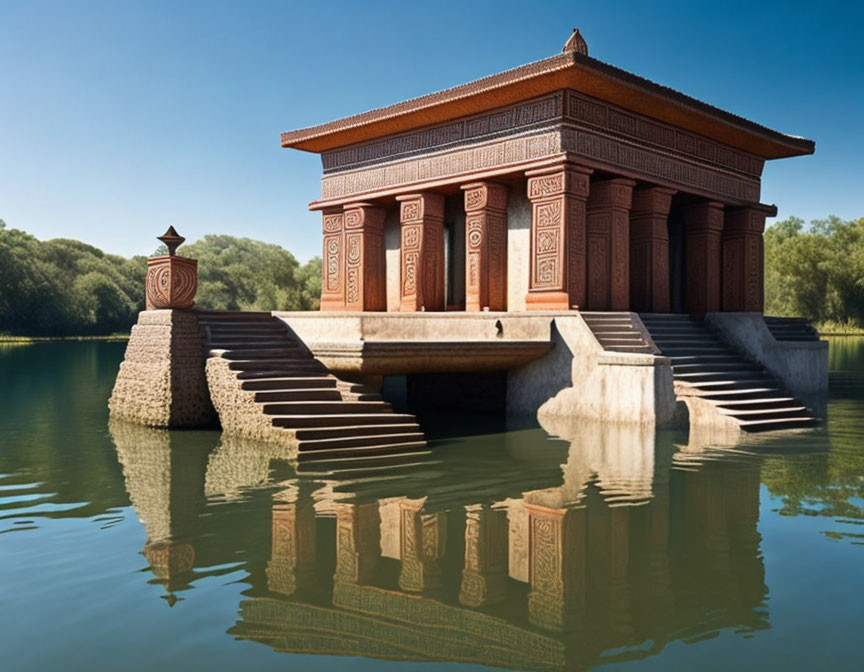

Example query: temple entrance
[668,206,686,313]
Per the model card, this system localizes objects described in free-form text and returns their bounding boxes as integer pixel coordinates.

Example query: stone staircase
[764,316,821,342]
[581,312,654,354]
[639,314,819,433]
[197,312,429,463]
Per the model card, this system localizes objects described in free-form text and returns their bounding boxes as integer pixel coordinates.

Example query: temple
[110,30,828,443]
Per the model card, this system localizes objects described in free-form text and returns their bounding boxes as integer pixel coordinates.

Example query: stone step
[262,400,392,415]
[206,339,296,348]
[271,413,418,429]
[683,378,776,391]
[653,338,724,347]
[719,406,809,420]
[738,416,819,432]
[591,329,641,337]
[606,344,654,352]
[697,387,783,401]
[598,337,646,346]
[196,311,274,320]
[297,432,426,452]
[294,423,422,441]
[713,397,799,410]
[295,441,430,462]
[667,354,740,364]
[658,346,734,355]
[672,362,763,374]
[217,348,304,360]
[674,371,768,383]
[241,376,338,391]
[254,389,343,402]
[229,359,324,371]
[236,366,326,379]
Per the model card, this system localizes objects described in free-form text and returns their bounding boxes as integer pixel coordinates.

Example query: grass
[0,333,130,344]
[815,321,864,336]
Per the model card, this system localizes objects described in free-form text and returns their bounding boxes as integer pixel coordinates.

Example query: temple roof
[281,47,814,160]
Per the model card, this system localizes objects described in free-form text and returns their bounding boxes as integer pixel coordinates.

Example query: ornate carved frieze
[462,182,508,311]
[629,186,676,313]
[397,193,445,311]
[585,178,636,311]
[525,162,593,310]
[683,201,725,315]
[722,206,769,312]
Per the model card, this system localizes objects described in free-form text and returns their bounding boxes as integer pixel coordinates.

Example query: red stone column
[342,202,387,311]
[525,163,593,310]
[722,206,771,312]
[586,178,636,311]
[683,201,725,316]
[629,187,676,313]
[320,209,345,311]
[462,183,508,312]
[397,193,445,312]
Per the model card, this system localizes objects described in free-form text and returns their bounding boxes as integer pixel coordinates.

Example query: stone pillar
[629,187,676,313]
[462,183,508,312]
[321,208,346,310]
[334,502,381,585]
[526,502,586,631]
[398,498,446,592]
[722,206,771,312]
[343,202,387,311]
[683,201,725,316]
[524,163,593,310]
[397,193,445,311]
[585,178,636,311]
[266,496,316,596]
[459,504,508,607]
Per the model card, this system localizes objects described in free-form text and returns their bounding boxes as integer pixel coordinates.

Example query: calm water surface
[1,339,863,671]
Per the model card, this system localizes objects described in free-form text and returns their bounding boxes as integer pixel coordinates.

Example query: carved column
[266,497,317,596]
[343,202,387,311]
[398,497,446,592]
[526,502,586,631]
[459,504,508,607]
[683,201,725,316]
[525,163,593,310]
[586,178,636,311]
[722,206,771,312]
[334,502,381,585]
[397,193,445,311]
[462,183,508,312]
[321,208,346,311]
[629,187,676,313]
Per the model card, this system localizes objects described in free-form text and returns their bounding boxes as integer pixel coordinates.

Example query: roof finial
[157,226,186,256]
[563,28,588,56]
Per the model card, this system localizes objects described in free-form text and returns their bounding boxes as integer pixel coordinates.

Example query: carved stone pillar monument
[462,183,508,311]
[343,203,387,311]
[145,226,198,310]
[525,162,593,310]
[722,205,771,312]
[683,201,725,315]
[321,209,346,310]
[629,187,676,313]
[586,178,636,310]
[397,193,445,311]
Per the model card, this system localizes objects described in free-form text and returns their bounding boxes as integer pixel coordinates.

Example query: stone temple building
[110,31,828,450]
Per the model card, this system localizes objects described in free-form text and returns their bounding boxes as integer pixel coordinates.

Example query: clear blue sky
[1,0,862,261]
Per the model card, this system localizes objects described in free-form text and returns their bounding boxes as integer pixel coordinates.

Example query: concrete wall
[507,189,531,311]
[507,315,681,428]
[706,312,829,404]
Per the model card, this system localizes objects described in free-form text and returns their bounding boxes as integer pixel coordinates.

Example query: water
[1,339,863,671]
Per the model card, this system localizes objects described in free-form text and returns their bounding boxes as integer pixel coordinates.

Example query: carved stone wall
[109,310,215,428]
[462,182,508,311]
[585,178,635,310]
[525,162,592,310]
[398,193,445,311]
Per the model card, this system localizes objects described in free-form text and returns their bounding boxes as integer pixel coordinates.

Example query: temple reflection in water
[110,419,790,669]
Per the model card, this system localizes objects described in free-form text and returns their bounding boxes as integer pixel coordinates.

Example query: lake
[1,338,863,671]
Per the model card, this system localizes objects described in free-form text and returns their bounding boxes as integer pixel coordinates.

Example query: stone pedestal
[722,206,769,312]
[462,183,508,311]
[146,255,198,310]
[629,187,676,313]
[398,193,445,311]
[525,163,592,310]
[683,201,724,315]
[586,178,636,311]
[109,310,214,428]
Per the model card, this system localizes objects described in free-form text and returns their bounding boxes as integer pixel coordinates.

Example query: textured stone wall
[109,310,215,428]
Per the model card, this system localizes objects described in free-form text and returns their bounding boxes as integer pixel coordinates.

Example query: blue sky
[1,0,862,261]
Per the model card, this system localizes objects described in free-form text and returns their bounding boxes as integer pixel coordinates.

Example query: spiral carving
[146,256,197,310]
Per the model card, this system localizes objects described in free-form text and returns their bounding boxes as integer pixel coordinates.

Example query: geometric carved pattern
[683,201,725,316]
[398,193,445,311]
[525,162,592,310]
[321,210,346,310]
[342,202,387,311]
[462,182,508,311]
[586,178,635,311]
[145,256,198,310]
[629,186,676,313]
[722,206,768,312]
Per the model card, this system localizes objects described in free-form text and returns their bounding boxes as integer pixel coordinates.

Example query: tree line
[0,220,321,336]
